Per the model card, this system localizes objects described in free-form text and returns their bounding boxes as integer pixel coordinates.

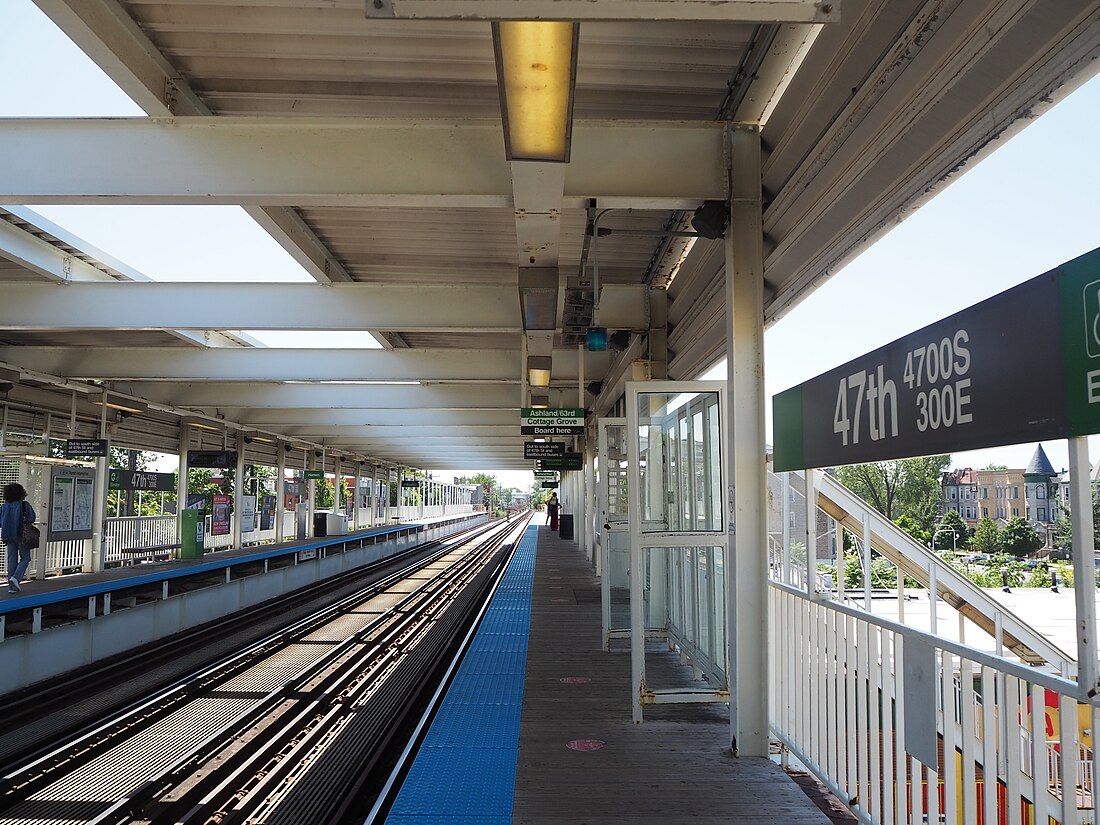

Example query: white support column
[232,431,245,550]
[781,472,791,584]
[804,469,817,594]
[727,124,767,757]
[354,463,364,528]
[584,441,596,564]
[863,512,872,611]
[275,443,286,543]
[90,391,109,573]
[1068,436,1099,698]
[334,455,343,524]
[307,450,316,532]
[177,423,191,558]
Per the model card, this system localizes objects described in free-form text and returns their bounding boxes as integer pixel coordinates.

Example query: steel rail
[0,516,522,822]
[361,515,532,824]
[0,516,494,754]
[135,516,527,825]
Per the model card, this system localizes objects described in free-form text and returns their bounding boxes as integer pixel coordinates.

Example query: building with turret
[940,444,1062,548]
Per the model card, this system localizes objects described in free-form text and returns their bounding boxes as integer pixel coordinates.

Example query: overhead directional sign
[189,450,238,469]
[773,247,1100,471]
[64,438,108,457]
[537,453,583,471]
[534,471,559,481]
[524,441,565,459]
[521,407,585,436]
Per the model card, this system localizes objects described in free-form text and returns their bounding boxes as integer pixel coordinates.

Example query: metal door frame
[626,380,729,722]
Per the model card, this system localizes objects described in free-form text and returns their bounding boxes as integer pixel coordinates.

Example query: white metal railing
[105,515,178,560]
[769,581,1099,825]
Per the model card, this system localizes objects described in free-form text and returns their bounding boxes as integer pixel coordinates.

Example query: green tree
[1000,516,1043,556]
[894,515,931,546]
[456,473,497,509]
[835,455,951,527]
[933,508,970,551]
[971,516,1001,554]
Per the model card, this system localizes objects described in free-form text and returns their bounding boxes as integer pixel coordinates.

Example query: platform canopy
[0,0,1097,470]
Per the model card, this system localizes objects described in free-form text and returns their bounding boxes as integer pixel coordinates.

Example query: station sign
[521,407,585,436]
[541,482,560,489]
[189,450,238,469]
[773,246,1100,471]
[64,438,109,457]
[304,469,325,480]
[524,441,565,459]
[534,471,559,481]
[109,469,176,492]
[537,453,583,471]
[401,480,420,488]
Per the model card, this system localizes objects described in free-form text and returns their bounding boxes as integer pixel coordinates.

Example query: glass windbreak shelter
[626,381,728,722]
[598,418,629,649]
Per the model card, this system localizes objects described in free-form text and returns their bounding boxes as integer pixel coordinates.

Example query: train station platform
[0,512,485,694]
[387,523,835,824]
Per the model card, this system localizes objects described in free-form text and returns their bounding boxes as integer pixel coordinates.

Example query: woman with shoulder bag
[1,483,36,593]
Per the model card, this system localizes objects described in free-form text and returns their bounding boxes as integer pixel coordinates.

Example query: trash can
[179,509,205,559]
[313,512,328,538]
[558,513,574,541]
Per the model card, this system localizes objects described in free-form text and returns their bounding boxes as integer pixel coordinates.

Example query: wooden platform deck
[512,526,834,824]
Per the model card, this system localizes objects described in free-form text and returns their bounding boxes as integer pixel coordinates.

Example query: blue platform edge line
[385,524,538,823]
[1,514,483,613]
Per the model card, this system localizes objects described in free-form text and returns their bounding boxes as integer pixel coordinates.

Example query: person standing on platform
[546,492,560,531]
[1,483,35,593]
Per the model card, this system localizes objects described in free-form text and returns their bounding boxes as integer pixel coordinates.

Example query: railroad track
[0,516,500,767]
[0,513,531,825]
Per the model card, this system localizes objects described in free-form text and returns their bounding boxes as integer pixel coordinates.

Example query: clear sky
[3,0,1100,488]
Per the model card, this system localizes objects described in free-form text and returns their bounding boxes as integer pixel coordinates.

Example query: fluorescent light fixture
[493,22,579,163]
[527,355,552,387]
[530,394,550,408]
[181,416,224,432]
[93,393,148,415]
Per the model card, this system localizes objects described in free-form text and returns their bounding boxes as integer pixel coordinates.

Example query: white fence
[3,504,479,578]
[770,581,1099,825]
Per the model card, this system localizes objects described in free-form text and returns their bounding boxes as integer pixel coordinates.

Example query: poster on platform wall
[260,495,276,531]
[211,495,232,536]
[47,466,96,542]
[240,495,257,533]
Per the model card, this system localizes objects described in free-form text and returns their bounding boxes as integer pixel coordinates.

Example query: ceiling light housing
[493,21,579,163]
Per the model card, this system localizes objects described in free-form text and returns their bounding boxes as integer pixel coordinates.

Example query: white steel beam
[0,216,120,283]
[230,409,520,427]
[0,283,520,332]
[0,348,520,382]
[33,0,356,284]
[0,210,246,349]
[280,426,523,438]
[733,24,823,125]
[0,118,727,209]
[367,0,837,22]
[0,348,609,383]
[115,382,519,410]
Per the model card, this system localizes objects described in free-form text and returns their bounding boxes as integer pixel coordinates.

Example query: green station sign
[773,247,1100,471]
[304,469,325,480]
[537,453,583,471]
[520,407,585,436]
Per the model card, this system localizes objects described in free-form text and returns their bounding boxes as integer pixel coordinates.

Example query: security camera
[314,450,323,458]
[0,383,13,395]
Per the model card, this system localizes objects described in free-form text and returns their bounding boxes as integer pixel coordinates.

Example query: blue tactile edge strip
[385,524,538,823]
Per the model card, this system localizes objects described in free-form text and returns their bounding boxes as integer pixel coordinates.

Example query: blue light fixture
[586,327,608,351]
